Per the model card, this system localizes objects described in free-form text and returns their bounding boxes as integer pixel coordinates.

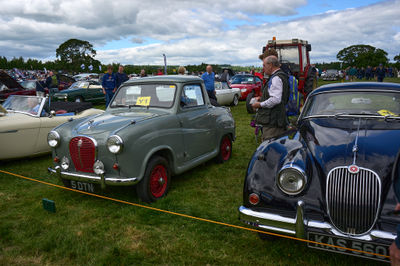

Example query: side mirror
[49,110,56,117]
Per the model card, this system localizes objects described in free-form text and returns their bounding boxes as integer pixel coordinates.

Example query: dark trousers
[105,89,114,107]
[207,90,217,101]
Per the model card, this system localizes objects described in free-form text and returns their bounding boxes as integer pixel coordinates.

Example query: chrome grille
[326,166,381,235]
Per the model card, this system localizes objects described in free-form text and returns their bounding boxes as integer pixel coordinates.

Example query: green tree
[56,39,100,72]
[336,45,388,68]
[394,54,400,69]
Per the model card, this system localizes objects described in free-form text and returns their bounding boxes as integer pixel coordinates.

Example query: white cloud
[0,0,399,66]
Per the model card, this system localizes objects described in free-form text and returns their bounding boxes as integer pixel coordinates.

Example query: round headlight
[47,131,60,148]
[106,135,124,154]
[277,166,307,196]
[61,156,70,170]
[93,160,105,175]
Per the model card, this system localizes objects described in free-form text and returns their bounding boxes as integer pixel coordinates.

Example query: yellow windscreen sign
[378,109,397,116]
[136,97,151,106]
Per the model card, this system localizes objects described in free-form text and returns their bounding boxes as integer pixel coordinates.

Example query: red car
[0,71,74,102]
[229,74,263,100]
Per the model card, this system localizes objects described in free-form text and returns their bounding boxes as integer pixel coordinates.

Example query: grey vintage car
[48,75,235,202]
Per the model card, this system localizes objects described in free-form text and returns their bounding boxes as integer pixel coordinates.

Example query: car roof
[310,82,400,96]
[124,75,203,85]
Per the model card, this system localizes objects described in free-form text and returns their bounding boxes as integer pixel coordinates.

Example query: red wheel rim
[220,137,231,161]
[149,165,168,198]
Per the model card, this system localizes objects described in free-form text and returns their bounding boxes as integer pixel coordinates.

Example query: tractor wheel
[304,67,317,97]
[246,92,255,114]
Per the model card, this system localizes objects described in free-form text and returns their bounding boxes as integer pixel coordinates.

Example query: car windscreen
[276,46,300,72]
[2,95,44,116]
[326,70,338,74]
[19,81,37,90]
[303,91,400,117]
[69,81,89,90]
[110,84,176,108]
[231,76,254,84]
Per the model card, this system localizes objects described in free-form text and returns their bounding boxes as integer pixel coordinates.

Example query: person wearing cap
[102,65,117,107]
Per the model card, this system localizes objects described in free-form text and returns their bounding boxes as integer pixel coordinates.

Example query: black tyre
[246,91,255,114]
[136,156,170,203]
[74,96,84,102]
[304,67,317,97]
[258,232,279,241]
[231,94,239,106]
[215,135,232,163]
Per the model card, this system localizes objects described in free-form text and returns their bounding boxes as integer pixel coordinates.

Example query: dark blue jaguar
[239,82,400,262]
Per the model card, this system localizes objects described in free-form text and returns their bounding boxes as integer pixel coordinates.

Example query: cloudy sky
[0,0,399,66]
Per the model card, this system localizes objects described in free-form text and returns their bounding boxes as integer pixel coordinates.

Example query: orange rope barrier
[0,169,390,259]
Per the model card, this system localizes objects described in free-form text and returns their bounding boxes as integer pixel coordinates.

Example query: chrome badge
[348,165,360,174]
[77,139,83,148]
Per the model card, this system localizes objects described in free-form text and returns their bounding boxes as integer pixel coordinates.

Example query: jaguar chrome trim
[326,166,382,236]
[238,202,395,242]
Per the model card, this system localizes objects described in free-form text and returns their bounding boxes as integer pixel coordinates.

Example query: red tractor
[246,37,317,113]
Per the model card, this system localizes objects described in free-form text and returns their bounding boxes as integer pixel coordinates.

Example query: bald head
[206,65,212,73]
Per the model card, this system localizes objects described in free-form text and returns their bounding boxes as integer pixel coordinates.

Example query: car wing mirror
[49,110,56,117]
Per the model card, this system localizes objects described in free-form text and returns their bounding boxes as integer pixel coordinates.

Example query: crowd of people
[319,64,398,83]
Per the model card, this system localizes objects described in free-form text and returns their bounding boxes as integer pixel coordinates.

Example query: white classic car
[214,81,241,106]
[0,95,104,160]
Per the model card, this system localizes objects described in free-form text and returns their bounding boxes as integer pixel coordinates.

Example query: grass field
[1,79,399,265]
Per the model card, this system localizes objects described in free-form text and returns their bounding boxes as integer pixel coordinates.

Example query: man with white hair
[252,55,289,141]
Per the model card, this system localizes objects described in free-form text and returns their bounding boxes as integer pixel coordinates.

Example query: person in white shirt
[252,55,289,141]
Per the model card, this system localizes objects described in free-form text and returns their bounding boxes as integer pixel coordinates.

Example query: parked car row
[0,70,75,102]
[2,77,400,263]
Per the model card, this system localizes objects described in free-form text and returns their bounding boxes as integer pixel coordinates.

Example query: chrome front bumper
[48,166,138,189]
[239,201,396,241]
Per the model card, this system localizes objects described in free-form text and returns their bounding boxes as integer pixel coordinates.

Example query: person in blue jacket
[201,65,217,101]
[115,65,129,89]
[102,65,117,107]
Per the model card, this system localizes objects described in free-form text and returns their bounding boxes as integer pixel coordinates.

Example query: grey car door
[177,84,217,161]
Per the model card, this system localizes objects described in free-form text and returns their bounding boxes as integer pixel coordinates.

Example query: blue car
[239,82,400,262]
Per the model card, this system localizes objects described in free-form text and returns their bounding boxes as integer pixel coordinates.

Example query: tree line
[1,39,399,74]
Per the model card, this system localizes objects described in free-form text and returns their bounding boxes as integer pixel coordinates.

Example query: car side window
[181,84,204,108]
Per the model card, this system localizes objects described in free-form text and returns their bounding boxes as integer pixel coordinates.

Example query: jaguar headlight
[47,131,60,148]
[106,135,124,154]
[277,165,307,196]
